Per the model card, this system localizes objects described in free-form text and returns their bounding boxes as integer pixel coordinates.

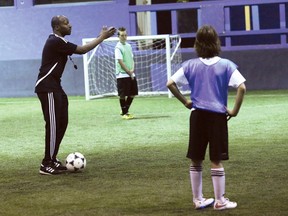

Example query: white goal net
[82,34,182,100]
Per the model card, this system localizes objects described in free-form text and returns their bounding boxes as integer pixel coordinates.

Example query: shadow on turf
[132,115,171,120]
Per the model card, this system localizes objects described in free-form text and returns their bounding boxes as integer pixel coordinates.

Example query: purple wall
[0,0,130,61]
[0,0,131,97]
[0,0,287,97]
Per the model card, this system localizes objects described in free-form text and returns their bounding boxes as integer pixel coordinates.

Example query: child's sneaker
[193,198,214,209]
[214,198,237,210]
[122,113,134,120]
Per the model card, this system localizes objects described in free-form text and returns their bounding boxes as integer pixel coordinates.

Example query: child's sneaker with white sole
[214,198,237,210]
[193,198,214,209]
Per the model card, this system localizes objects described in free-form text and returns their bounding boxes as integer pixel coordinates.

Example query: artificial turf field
[0,90,287,216]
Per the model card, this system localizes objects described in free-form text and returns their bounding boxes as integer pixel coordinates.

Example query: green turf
[0,90,287,216]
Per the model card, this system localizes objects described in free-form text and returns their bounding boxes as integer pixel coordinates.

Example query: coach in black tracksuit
[35,15,116,175]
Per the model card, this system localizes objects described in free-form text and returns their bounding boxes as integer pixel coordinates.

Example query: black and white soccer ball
[65,152,86,172]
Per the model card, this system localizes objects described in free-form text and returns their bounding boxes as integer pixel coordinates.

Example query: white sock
[190,165,203,201]
[211,168,226,203]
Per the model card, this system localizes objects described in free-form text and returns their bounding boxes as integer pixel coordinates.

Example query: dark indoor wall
[221,49,288,91]
[182,48,288,91]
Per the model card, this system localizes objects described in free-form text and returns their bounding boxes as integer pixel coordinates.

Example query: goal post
[82,34,183,100]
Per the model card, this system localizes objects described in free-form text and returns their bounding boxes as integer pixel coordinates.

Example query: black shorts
[186,109,229,161]
[117,77,138,97]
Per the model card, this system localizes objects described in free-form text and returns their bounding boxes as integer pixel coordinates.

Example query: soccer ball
[65,152,86,172]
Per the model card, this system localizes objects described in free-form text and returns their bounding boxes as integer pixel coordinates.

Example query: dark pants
[187,109,229,161]
[37,91,68,164]
[117,77,138,97]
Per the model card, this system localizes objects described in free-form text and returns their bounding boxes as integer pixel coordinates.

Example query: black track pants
[37,91,68,164]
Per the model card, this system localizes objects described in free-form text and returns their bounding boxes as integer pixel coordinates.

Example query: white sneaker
[214,198,237,210]
[193,198,214,209]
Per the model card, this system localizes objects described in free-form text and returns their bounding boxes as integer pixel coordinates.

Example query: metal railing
[129,0,288,51]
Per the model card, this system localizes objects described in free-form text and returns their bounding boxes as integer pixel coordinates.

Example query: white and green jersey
[115,41,134,79]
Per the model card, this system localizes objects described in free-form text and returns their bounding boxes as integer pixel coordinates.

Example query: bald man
[35,15,116,175]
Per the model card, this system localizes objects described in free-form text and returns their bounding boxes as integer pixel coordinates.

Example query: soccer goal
[82,34,182,100]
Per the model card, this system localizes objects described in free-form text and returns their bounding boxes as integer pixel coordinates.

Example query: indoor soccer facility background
[0,0,287,97]
[0,1,287,215]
